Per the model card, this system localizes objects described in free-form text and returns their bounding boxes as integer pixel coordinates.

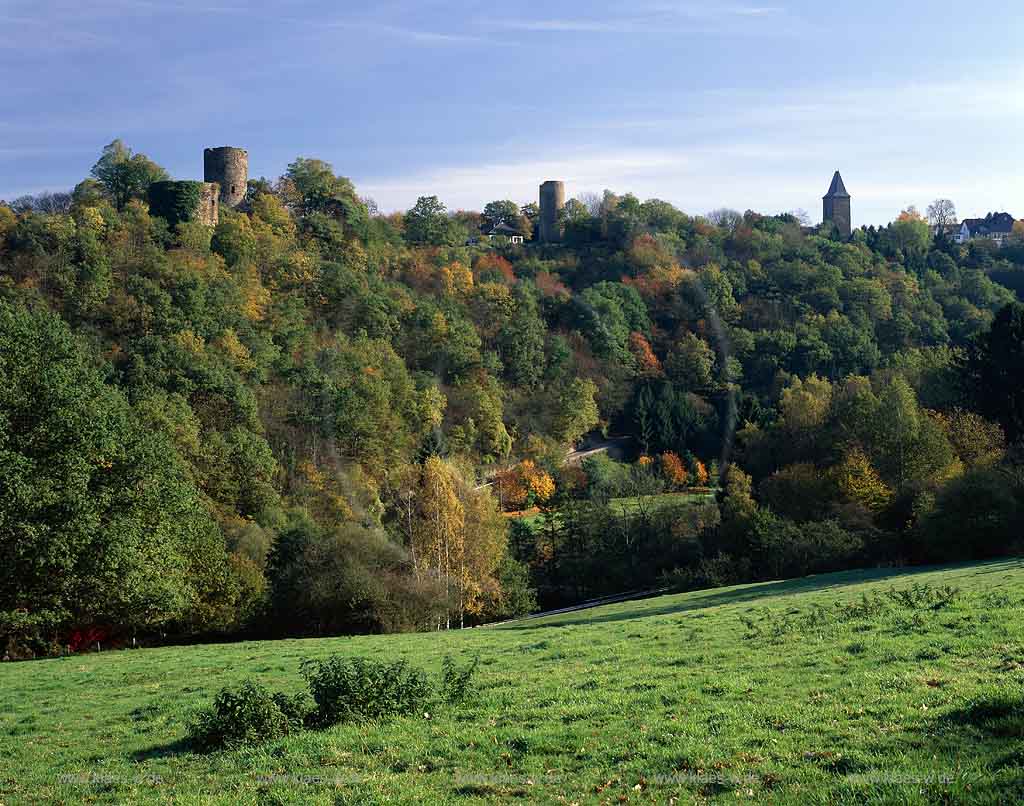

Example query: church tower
[823,171,851,238]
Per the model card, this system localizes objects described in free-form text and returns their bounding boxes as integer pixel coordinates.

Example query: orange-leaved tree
[693,459,710,487]
[660,451,688,489]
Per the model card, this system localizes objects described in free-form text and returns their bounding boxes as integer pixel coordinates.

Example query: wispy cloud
[0,146,96,158]
[729,6,783,15]
[0,1,249,53]
[358,139,1022,227]
[7,0,245,15]
[321,21,497,45]
[360,149,687,206]
[354,68,1024,225]
[0,22,111,52]
[356,143,824,215]
[487,3,788,35]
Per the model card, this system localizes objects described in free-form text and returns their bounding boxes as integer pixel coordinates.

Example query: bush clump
[301,656,431,727]
[186,654,481,751]
[439,655,480,705]
[186,680,310,751]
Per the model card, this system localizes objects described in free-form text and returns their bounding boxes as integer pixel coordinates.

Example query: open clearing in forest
[508,490,717,527]
[3,559,1023,804]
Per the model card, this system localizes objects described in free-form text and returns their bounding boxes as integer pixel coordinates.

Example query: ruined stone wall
[539,180,565,243]
[148,180,219,228]
[203,146,248,208]
[197,182,220,226]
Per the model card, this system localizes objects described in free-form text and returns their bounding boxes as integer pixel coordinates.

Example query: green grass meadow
[3,560,1024,804]
[513,490,717,531]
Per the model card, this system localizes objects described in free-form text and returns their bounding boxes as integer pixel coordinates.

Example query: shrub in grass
[301,656,431,727]
[439,655,480,704]
[186,680,310,751]
[273,690,315,727]
[188,654,482,750]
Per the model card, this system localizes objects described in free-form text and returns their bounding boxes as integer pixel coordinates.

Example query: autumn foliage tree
[412,456,464,627]
[832,447,893,514]
[660,451,688,489]
[410,457,508,627]
[5,136,1024,649]
[496,459,556,512]
[630,332,663,377]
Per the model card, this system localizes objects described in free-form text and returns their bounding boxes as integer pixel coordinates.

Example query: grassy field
[3,560,1024,804]
[512,490,716,529]
[607,491,717,516]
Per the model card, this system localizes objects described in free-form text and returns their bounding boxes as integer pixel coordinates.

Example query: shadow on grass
[940,692,1024,739]
[503,559,1024,631]
[130,737,193,762]
[902,691,1024,800]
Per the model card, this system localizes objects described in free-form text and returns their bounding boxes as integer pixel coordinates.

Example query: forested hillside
[3,140,1024,655]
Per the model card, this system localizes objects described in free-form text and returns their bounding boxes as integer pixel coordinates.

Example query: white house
[955,212,1016,246]
[486,222,526,245]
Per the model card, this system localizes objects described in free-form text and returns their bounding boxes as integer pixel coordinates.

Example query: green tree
[916,468,1022,561]
[554,378,600,446]
[482,200,521,229]
[69,228,112,318]
[493,554,537,618]
[577,282,650,364]
[211,210,257,267]
[499,284,546,387]
[404,196,460,246]
[266,513,441,634]
[297,334,445,470]
[282,158,368,238]
[665,333,716,391]
[520,201,540,234]
[90,139,169,210]
[967,303,1024,442]
[0,301,234,642]
[868,375,957,491]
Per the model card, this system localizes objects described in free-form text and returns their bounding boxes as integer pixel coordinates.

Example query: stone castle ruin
[537,172,851,243]
[148,179,220,228]
[146,146,248,228]
[146,148,847,243]
[539,180,566,243]
[204,146,249,208]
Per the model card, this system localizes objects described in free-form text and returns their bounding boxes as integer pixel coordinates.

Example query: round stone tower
[539,180,566,243]
[203,146,248,208]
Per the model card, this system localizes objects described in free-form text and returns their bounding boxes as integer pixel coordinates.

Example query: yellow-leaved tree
[460,485,508,623]
[413,456,464,629]
[411,456,508,628]
[833,446,892,514]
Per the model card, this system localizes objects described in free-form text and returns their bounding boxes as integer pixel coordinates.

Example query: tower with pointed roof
[823,171,851,238]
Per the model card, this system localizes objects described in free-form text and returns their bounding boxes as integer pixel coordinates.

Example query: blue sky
[2,0,1022,226]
